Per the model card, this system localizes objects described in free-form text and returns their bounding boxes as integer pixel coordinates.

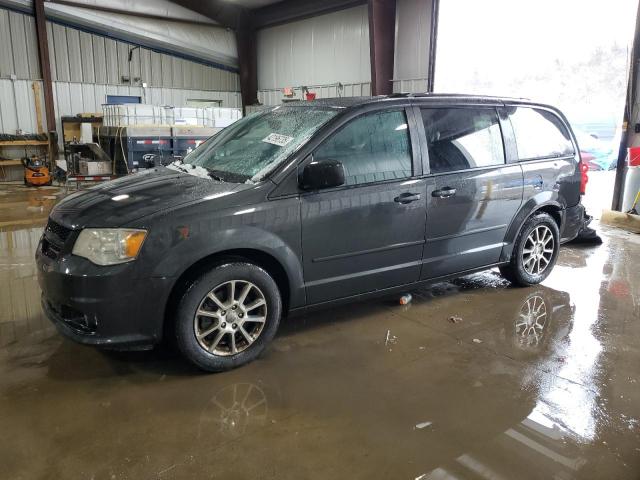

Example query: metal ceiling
[220,0,281,8]
[170,0,366,29]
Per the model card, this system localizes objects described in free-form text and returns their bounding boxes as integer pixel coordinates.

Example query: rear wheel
[175,262,282,372]
[500,213,560,286]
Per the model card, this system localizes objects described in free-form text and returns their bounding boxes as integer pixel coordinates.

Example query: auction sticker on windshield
[262,133,294,147]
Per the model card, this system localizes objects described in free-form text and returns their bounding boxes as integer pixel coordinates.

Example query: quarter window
[421,108,505,174]
[508,107,575,160]
[314,110,412,186]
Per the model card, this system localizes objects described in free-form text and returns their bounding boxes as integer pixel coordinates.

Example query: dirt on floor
[0,182,638,480]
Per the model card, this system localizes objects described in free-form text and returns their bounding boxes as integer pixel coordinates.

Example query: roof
[277,97,383,108]
[276,93,538,109]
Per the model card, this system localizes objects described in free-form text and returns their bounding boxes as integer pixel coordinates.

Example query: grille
[46,300,96,334]
[41,238,60,260]
[45,219,72,242]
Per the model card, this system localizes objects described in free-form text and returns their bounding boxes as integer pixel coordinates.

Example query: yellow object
[23,156,51,187]
[600,209,640,234]
[628,189,640,214]
[124,231,147,258]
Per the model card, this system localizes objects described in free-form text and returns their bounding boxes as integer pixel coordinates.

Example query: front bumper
[36,237,174,350]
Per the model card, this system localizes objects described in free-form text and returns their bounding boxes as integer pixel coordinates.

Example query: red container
[305,92,316,101]
[628,146,640,166]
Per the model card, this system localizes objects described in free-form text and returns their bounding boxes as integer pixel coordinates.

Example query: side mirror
[300,159,345,190]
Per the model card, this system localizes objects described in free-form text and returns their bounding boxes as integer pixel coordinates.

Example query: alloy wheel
[194,280,268,356]
[522,225,554,275]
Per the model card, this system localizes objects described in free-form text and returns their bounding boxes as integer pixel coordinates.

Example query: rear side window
[508,107,575,160]
[314,110,412,186]
[421,108,505,174]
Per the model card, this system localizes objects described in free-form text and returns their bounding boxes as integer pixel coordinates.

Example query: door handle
[432,187,456,198]
[533,180,544,190]
[394,192,421,204]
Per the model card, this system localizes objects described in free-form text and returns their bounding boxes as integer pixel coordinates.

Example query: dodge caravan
[37,95,586,371]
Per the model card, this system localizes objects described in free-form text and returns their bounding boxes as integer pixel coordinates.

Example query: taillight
[579,159,589,195]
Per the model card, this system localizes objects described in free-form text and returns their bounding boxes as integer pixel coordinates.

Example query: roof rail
[406,92,531,101]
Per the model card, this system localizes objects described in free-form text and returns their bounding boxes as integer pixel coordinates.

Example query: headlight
[72,229,147,265]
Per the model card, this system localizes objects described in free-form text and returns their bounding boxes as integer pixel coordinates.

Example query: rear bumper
[36,237,174,350]
[560,203,586,243]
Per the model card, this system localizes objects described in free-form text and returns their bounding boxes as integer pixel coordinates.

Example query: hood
[50,167,251,229]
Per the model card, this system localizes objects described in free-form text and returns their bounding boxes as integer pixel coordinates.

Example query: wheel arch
[535,204,562,229]
[500,200,564,263]
[162,248,294,343]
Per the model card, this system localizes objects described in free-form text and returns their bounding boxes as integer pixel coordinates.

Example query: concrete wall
[256,5,371,105]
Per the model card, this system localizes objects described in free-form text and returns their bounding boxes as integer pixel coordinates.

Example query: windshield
[182,106,338,182]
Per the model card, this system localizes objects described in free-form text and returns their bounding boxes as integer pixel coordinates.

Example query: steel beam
[253,0,366,29]
[426,0,440,93]
[368,0,396,96]
[612,0,640,210]
[169,0,243,29]
[34,0,56,133]
[170,0,257,109]
[236,27,258,110]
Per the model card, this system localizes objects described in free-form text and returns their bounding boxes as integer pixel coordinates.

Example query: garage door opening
[434,0,638,217]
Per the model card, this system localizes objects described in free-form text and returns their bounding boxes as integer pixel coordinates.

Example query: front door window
[314,110,412,185]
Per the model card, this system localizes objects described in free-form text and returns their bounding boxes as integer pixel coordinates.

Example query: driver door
[299,108,427,304]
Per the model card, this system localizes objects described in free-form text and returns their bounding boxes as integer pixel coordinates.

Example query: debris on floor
[569,210,603,245]
[571,225,603,245]
[449,315,463,323]
[399,293,412,305]
[472,338,483,344]
[414,421,432,429]
[384,329,397,346]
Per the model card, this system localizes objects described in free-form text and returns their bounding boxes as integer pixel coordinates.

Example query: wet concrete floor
[0,183,639,479]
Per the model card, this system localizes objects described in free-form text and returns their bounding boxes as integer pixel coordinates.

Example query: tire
[500,213,560,287]
[175,262,282,372]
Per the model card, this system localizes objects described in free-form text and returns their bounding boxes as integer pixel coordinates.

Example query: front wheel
[500,213,560,287]
[175,262,282,372]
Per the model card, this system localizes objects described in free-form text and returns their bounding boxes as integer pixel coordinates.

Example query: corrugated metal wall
[0,8,41,79]
[258,82,371,106]
[0,7,240,138]
[256,5,371,92]
[393,0,432,93]
[0,78,45,134]
[0,78,240,139]
[42,21,239,90]
[1,7,239,89]
[46,1,237,68]
[52,82,241,142]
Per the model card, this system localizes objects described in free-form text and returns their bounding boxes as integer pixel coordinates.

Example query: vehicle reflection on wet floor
[0,184,638,479]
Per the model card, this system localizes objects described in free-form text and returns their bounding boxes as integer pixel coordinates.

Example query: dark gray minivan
[37,94,586,371]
